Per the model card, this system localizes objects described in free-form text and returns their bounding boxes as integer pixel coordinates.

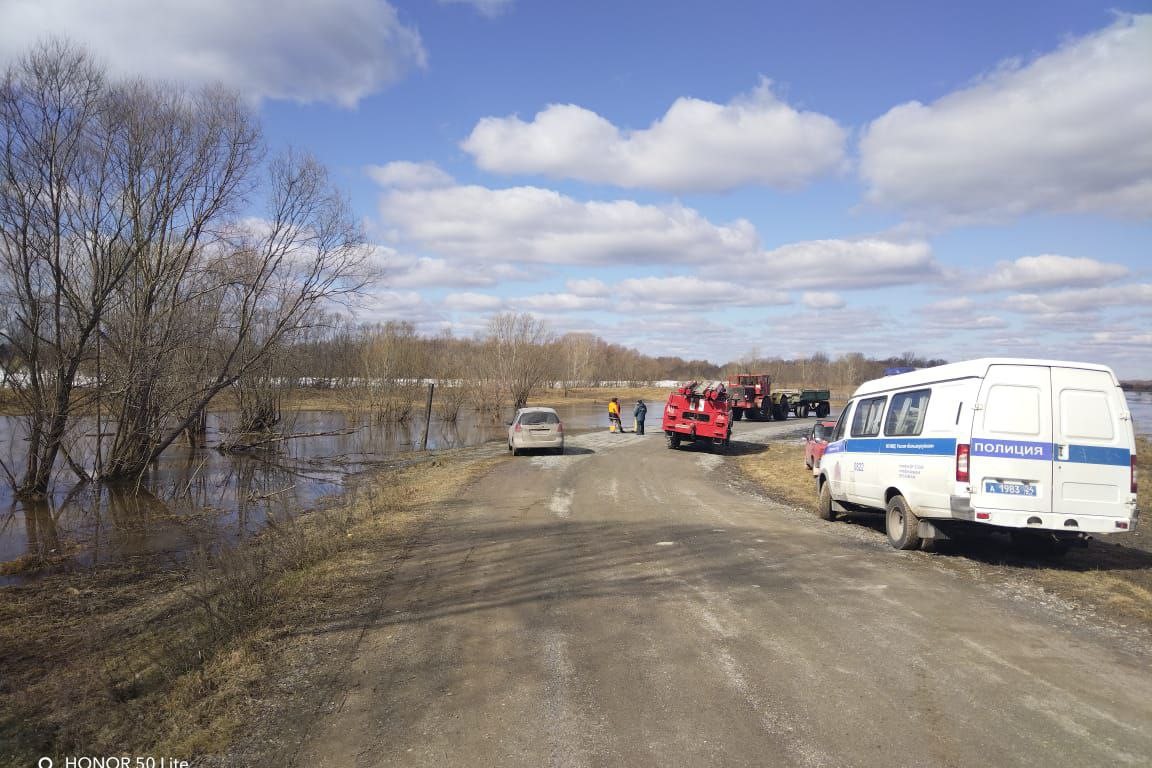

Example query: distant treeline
[275,319,945,391]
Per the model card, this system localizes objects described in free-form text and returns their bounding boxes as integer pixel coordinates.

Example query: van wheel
[816,481,835,521]
[885,495,922,550]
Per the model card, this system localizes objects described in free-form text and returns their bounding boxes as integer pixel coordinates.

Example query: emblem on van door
[971,439,1052,460]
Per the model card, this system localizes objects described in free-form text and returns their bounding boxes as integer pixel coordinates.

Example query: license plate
[984,481,1037,497]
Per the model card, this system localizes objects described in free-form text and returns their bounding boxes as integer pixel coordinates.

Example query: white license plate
[984,481,1037,497]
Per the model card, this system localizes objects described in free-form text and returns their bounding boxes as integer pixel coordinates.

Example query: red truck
[662,381,732,452]
[727,373,831,420]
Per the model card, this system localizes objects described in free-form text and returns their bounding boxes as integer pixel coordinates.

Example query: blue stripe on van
[826,437,956,456]
[972,438,1051,461]
[1063,444,1130,467]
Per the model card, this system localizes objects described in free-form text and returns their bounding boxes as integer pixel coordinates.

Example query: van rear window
[885,389,930,436]
[1060,389,1114,440]
[984,385,1041,435]
[851,396,887,437]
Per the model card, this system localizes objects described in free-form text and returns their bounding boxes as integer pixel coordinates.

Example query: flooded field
[0,401,617,583]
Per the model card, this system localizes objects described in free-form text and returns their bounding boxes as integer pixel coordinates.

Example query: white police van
[815,358,1139,552]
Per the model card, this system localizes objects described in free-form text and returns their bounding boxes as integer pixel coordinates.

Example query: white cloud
[438,0,513,16]
[975,254,1129,291]
[0,0,426,107]
[366,162,455,189]
[512,293,611,312]
[443,292,505,312]
[801,291,846,310]
[461,79,847,193]
[616,276,791,312]
[1001,283,1152,314]
[566,278,610,297]
[379,184,759,265]
[760,238,940,290]
[859,14,1152,221]
[922,297,974,312]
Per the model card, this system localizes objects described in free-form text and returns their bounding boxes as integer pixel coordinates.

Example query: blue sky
[3,0,1151,376]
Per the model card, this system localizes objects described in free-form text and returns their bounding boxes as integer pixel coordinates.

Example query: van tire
[885,495,922,550]
[816,481,835,521]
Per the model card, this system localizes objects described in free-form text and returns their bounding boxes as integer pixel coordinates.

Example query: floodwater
[0,401,617,583]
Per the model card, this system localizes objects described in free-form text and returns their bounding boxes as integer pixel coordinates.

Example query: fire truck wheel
[666,432,681,449]
[816,481,835,521]
[885,495,922,550]
[732,408,743,421]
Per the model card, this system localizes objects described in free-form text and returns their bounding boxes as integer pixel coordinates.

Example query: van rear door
[969,364,1053,516]
[1051,367,1131,520]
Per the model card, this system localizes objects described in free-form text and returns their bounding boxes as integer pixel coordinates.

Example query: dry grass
[736,442,817,512]
[545,385,675,406]
[0,454,496,766]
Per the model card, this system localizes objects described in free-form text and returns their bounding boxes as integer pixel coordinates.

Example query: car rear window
[520,412,559,425]
[813,423,833,440]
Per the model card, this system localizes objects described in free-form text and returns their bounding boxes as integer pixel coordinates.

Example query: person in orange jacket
[608,397,622,432]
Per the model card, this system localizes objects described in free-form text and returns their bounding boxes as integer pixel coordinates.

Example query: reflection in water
[0,401,614,582]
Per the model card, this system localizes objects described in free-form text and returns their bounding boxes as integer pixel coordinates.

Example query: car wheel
[885,495,922,550]
[816,480,835,521]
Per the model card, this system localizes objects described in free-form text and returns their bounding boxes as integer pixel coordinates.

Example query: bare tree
[0,41,137,496]
[0,40,370,491]
[483,312,554,411]
[101,149,369,477]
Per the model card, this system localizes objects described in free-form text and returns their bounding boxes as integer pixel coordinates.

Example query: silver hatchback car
[508,407,564,456]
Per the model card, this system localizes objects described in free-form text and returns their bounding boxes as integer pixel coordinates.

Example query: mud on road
[234,419,1151,768]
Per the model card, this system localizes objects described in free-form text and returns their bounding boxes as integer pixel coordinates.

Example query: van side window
[832,403,853,441]
[885,389,931,436]
[851,396,887,437]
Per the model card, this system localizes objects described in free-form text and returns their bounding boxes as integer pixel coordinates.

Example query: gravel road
[294,420,1152,768]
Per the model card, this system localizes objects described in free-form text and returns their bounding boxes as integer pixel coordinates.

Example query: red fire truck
[661,381,732,452]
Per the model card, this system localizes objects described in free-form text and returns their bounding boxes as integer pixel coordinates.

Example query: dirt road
[294,421,1152,767]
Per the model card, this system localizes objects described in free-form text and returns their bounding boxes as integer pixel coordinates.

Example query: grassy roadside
[735,437,1152,629]
[0,453,498,766]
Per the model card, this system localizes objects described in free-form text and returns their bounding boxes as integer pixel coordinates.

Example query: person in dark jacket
[633,399,648,435]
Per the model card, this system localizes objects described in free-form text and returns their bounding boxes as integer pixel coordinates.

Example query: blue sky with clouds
[3,0,1150,376]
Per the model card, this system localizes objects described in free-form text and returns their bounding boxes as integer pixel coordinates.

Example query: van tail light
[1133,455,1139,494]
[557,422,564,434]
[514,423,521,432]
[956,443,970,483]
